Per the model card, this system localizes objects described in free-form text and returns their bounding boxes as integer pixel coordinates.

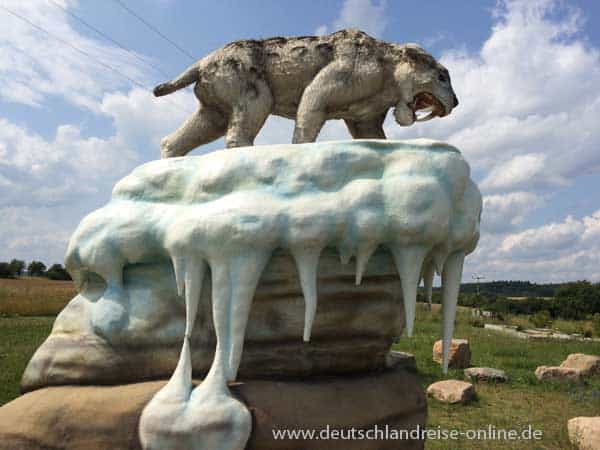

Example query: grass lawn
[0,277,72,404]
[0,279,599,449]
[394,304,600,449]
[0,316,54,405]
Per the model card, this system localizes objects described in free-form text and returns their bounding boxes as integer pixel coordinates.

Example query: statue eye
[438,73,447,82]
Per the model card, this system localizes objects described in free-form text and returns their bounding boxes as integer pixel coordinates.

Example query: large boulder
[432,339,471,369]
[561,354,600,377]
[426,379,475,404]
[22,140,482,391]
[568,417,600,450]
[0,367,426,450]
[22,248,403,391]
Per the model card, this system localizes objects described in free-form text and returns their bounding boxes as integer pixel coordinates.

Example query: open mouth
[409,92,446,122]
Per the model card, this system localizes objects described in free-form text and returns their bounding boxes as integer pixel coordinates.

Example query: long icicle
[154,256,206,402]
[172,255,186,297]
[196,259,230,395]
[441,251,465,374]
[291,247,322,342]
[391,245,428,337]
[226,251,271,382]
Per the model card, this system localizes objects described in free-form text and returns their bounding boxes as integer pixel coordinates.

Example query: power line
[47,0,172,79]
[0,5,192,115]
[110,0,196,62]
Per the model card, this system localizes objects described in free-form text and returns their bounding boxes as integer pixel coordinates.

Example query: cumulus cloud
[386,0,600,186]
[0,1,192,262]
[377,0,600,281]
[0,206,75,263]
[482,191,544,233]
[480,153,568,191]
[475,210,600,282]
[2,0,600,282]
[315,0,388,38]
[0,118,136,208]
[0,0,152,111]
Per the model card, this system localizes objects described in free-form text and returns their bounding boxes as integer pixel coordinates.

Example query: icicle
[184,257,206,337]
[391,245,428,337]
[291,247,322,342]
[423,261,435,307]
[153,336,192,402]
[171,256,186,297]
[441,251,465,374]
[153,256,206,401]
[226,251,271,381]
[355,242,377,286]
[204,259,232,395]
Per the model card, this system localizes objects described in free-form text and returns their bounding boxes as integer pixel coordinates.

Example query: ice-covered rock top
[64,139,481,450]
[67,138,480,347]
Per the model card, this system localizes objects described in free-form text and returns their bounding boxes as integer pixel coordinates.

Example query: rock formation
[16,139,481,450]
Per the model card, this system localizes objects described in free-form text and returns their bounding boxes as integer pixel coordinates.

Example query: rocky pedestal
[1,140,482,450]
[0,367,426,450]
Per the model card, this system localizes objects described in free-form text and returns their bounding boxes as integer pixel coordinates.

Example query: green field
[0,316,54,404]
[394,305,600,449]
[1,278,599,449]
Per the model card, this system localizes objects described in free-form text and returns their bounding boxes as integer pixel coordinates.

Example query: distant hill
[459,281,561,298]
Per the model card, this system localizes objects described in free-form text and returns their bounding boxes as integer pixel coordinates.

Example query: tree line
[422,280,600,322]
[0,259,71,281]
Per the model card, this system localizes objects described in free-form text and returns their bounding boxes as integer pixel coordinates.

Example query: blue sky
[1,0,600,282]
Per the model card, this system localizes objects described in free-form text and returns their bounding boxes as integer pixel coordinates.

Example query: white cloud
[100,87,194,153]
[0,206,74,263]
[1,0,600,283]
[482,191,544,233]
[385,0,600,188]
[315,0,388,38]
[480,153,568,191]
[472,210,600,282]
[0,118,137,208]
[461,210,600,282]
[0,0,150,111]
[500,215,585,258]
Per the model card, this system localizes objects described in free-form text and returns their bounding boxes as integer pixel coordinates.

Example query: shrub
[0,262,14,279]
[530,310,552,329]
[45,264,72,281]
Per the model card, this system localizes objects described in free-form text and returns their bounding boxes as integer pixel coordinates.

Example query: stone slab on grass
[561,354,600,377]
[568,416,600,450]
[427,379,475,404]
[432,339,471,369]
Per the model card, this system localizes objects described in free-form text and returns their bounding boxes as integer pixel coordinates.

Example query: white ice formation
[62,139,481,450]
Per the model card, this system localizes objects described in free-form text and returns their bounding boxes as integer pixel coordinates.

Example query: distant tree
[9,259,25,277]
[45,263,72,281]
[552,281,600,320]
[0,262,14,278]
[27,261,47,277]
